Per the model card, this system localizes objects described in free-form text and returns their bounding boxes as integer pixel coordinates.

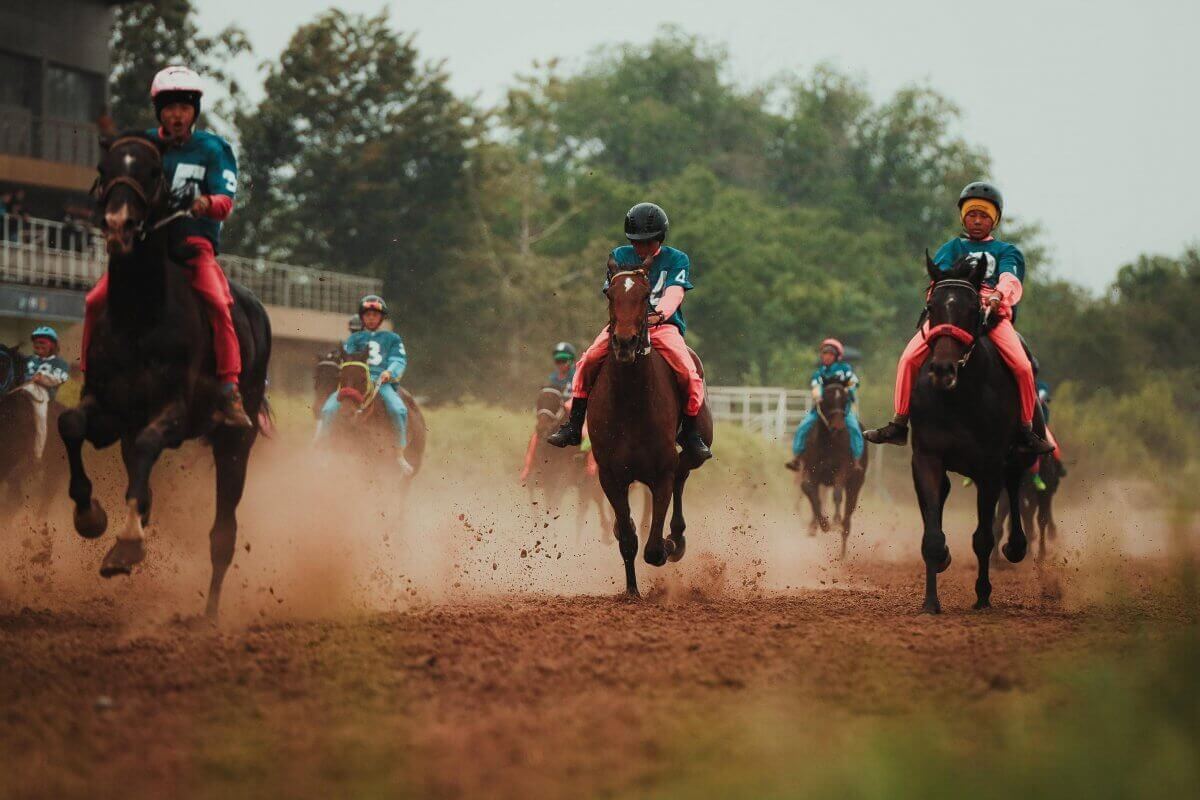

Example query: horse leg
[833,485,844,526]
[206,428,254,619]
[912,453,950,614]
[643,473,675,567]
[840,473,864,561]
[801,474,825,535]
[1001,466,1028,563]
[666,467,690,562]
[972,479,1002,609]
[101,407,182,577]
[991,488,1009,565]
[599,471,639,597]
[58,398,107,539]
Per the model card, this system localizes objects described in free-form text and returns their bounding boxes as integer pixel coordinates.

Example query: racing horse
[789,379,868,559]
[329,348,427,478]
[906,252,1038,613]
[523,385,612,539]
[58,133,271,618]
[0,344,67,521]
[586,267,714,596]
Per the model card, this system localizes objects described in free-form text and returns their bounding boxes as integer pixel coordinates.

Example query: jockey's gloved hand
[169,181,200,213]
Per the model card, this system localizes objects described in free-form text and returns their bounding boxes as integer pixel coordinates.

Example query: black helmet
[624,202,669,242]
[552,341,577,361]
[348,315,364,333]
[958,182,1004,221]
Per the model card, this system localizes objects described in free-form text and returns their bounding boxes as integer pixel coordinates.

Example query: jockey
[80,65,251,428]
[23,326,70,459]
[549,342,577,397]
[317,294,413,475]
[864,182,1054,455]
[547,202,711,464]
[786,339,864,469]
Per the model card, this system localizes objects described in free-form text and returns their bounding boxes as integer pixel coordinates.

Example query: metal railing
[0,213,381,314]
[0,107,100,167]
[707,385,813,441]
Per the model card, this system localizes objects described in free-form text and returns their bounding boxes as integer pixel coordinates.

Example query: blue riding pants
[319,383,409,448]
[792,408,864,460]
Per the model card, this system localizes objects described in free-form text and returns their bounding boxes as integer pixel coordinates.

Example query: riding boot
[678,414,712,465]
[547,398,587,448]
[864,415,908,446]
[1015,423,1055,455]
[219,383,254,429]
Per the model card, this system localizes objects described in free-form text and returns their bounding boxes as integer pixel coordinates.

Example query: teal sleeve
[206,138,238,199]
[665,251,694,291]
[385,335,407,379]
[998,244,1025,282]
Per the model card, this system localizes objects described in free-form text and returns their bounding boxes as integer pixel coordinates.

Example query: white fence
[707,385,812,442]
[0,213,381,314]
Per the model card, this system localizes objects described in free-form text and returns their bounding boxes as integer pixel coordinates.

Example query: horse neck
[106,231,173,329]
[608,352,666,415]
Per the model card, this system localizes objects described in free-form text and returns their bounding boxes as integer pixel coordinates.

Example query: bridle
[607,268,653,357]
[95,136,169,238]
[816,383,848,431]
[923,279,983,370]
[337,360,381,417]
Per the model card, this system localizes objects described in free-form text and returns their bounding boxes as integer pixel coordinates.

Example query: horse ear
[925,250,940,282]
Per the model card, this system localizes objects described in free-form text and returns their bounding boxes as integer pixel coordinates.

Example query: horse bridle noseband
[608,268,653,356]
[95,136,170,238]
[923,279,983,369]
[337,360,382,415]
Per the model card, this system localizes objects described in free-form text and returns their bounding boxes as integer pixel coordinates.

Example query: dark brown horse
[906,253,1038,613]
[59,134,272,618]
[586,268,714,596]
[790,380,868,559]
[313,348,342,418]
[328,349,426,478]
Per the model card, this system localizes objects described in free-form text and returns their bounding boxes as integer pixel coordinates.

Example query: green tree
[108,0,250,132]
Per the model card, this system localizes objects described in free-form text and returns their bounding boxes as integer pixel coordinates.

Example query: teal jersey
[25,354,70,400]
[605,244,694,334]
[932,236,1026,289]
[147,127,238,251]
[344,329,407,381]
[812,360,858,401]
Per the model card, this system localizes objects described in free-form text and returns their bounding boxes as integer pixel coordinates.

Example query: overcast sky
[196,0,1198,291]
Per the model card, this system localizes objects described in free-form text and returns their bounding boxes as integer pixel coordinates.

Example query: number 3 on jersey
[367,341,383,367]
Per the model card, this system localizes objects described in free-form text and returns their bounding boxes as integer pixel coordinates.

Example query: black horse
[907,253,1038,613]
[59,134,271,618]
[789,379,868,559]
[0,344,67,520]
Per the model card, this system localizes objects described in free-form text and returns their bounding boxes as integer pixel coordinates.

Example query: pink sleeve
[995,273,1023,309]
[204,194,234,221]
[655,285,685,320]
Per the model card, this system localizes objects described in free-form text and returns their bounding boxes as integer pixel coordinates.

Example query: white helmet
[150,65,205,98]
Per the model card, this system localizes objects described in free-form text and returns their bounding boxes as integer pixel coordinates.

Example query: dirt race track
[0,432,1196,798]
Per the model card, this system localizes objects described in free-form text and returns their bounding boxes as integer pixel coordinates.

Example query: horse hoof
[644,544,669,568]
[100,539,146,578]
[937,548,952,573]
[1002,541,1027,564]
[921,600,942,615]
[73,501,108,540]
[667,535,686,562]
[973,599,992,610]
